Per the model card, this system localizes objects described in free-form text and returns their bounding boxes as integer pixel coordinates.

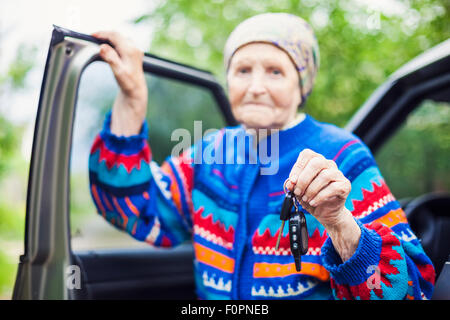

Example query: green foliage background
[0,43,35,298]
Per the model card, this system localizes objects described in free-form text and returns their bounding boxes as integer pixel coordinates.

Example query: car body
[12,26,450,300]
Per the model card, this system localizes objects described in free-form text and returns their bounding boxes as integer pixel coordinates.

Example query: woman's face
[227,42,302,130]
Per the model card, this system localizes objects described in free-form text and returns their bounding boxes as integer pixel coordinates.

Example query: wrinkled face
[227,42,302,130]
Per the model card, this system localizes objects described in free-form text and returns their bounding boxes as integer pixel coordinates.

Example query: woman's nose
[247,74,266,96]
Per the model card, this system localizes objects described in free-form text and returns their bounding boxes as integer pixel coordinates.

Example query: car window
[375,100,450,200]
[70,61,226,251]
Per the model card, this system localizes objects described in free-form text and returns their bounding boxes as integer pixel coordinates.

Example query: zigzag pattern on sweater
[194,225,234,249]
[252,246,322,256]
[351,179,395,218]
[202,271,232,292]
[251,279,319,298]
[252,246,291,256]
[91,135,150,173]
[193,206,235,250]
[357,193,395,219]
[252,225,328,256]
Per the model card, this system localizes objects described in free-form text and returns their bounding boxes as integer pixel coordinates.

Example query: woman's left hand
[286,148,360,261]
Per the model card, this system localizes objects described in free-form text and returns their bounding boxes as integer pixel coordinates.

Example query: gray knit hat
[224,12,320,102]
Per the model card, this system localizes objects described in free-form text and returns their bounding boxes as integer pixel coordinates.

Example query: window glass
[375,100,450,200]
[70,61,226,251]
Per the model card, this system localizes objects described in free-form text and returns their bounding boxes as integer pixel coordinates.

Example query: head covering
[224,12,320,103]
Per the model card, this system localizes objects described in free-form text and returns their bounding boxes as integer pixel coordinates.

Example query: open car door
[13,26,236,300]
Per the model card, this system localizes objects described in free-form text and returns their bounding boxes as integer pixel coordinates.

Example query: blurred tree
[376,101,450,199]
[0,44,35,178]
[4,44,36,89]
[0,40,35,298]
[0,116,20,179]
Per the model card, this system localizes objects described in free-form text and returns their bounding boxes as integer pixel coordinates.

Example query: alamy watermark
[66,265,81,290]
[366,265,381,290]
[170,121,280,175]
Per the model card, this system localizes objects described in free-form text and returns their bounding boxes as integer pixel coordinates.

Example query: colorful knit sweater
[88,112,435,300]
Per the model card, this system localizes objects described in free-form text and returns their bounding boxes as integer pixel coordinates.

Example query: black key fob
[289,208,308,271]
[280,191,294,221]
[275,191,295,250]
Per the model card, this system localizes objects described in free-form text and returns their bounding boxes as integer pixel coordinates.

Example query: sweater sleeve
[88,112,196,247]
[320,138,436,300]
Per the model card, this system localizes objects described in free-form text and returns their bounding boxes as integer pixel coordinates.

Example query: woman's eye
[238,68,250,74]
[271,69,281,75]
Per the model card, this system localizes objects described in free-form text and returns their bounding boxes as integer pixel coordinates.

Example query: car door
[13,25,236,300]
[345,39,450,287]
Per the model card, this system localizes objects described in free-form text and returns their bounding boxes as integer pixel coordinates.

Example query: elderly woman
[89,13,435,300]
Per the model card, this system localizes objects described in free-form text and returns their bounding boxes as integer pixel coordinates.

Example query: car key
[289,206,308,271]
[275,191,295,251]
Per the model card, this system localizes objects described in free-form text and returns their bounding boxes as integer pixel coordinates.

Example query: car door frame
[13,25,236,300]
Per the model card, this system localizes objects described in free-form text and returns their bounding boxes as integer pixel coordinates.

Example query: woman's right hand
[91,31,148,136]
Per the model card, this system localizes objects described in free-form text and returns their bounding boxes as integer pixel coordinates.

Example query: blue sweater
[88,112,435,299]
